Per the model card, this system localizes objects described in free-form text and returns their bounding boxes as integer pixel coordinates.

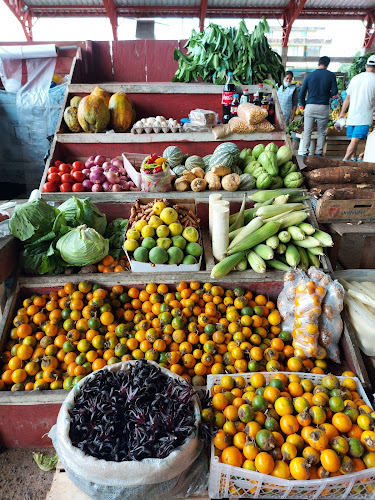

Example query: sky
[0,0,368,68]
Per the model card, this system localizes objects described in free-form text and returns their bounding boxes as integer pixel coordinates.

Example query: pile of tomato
[1,280,327,392]
[42,160,86,193]
[204,372,375,483]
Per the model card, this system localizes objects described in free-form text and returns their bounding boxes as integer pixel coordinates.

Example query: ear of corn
[297,246,309,270]
[229,227,243,242]
[293,236,322,248]
[211,251,246,278]
[255,203,306,219]
[261,209,294,223]
[307,245,324,255]
[227,221,281,255]
[288,225,306,241]
[254,243,274,260]
[229,206,254,226]
[278,211,309,229]
[278,254,288,264]
[227,217,264,251]
[307,250,321,267]
[229,193,246,232]
[313,229,334,247]
[288,195,309,202]
[278,230,291,243]
[267,258,290,271]
[273,194,289,205]
[247,250,266,273]
[254,198,274,209]
[250,189,303,203]
[266,235,279,249]
[298,222,315,235]
[235,257,248,271]
[275,243,287,254]
[285,243,301,267]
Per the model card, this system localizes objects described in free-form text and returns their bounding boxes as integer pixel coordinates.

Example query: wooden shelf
[56,131,286,144]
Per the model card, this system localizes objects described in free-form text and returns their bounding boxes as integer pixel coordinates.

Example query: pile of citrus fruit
[1,280,327,392]
[204,372,375,480]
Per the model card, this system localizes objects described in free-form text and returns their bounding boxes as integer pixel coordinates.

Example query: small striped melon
[182,153,190,164]
[184,155,205,171]
[172,165,185,177]
[214,142,240,162]
[239,173,256,191]
[162,146,183,168]
[231,164,243,176]
[209,151,234,170]
[203,154,212,172]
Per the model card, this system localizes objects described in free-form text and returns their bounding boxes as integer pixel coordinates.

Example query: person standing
[277,71,299,124]
[299,56,338,156]
[339,55,375,161]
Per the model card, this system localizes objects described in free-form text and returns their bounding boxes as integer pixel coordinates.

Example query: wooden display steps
[46,463,210,500]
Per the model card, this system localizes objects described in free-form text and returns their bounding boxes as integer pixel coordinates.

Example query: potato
[221,173,241,192]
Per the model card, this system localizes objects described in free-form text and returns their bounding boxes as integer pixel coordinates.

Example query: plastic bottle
[222,72,236,124]
[253,92,261,106]
[258,83,264,101]
[268,97,275,125]
[230,94,240,118]
[240,89,250,104]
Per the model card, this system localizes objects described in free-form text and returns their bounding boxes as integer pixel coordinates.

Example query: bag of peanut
[254,119,275,132]
[228,117,256,134]
[237,103,268,125]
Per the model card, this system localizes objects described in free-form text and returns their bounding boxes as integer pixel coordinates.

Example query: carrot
[309,184,373,194]
[304,167,373,185]
[303,156,375,173]
[323,188,375,200]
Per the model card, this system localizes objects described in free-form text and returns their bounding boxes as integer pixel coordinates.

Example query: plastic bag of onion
[49,359,203,500]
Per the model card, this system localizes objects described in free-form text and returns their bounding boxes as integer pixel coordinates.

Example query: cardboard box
[316,198,375,222]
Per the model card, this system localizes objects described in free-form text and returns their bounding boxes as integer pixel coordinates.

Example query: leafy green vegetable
[58,197,107,235]
[56,225,109,266]
[9,199,58,242]
[33,452,58,471]
[173,18,284,85]
[104,219,128,258]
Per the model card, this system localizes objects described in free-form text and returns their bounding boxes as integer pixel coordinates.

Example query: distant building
[268,26,332,60]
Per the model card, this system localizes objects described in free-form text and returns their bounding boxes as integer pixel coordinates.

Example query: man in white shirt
[339,55,375,161]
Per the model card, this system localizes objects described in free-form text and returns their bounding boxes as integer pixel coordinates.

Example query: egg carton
[131,124,181,134]
[131,116,181,134]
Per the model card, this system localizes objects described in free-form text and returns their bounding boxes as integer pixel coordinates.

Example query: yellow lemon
[141,225,155,238]
[126,229,140,240]
[148,215,163,229]
[152,201,166,215]
[156,225,169,238]
[160,207,178,225]
[123,239,139,252]
[169,222,183,236]
[134,219,148,232]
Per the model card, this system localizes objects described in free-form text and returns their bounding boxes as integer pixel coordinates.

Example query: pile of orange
[204,372,375,481]
[1,280,326,392]
[97,254,129,273]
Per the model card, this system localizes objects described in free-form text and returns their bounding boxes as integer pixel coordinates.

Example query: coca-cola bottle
[268,97,275,125]
[222,72,236,124]
[230,94,240,118]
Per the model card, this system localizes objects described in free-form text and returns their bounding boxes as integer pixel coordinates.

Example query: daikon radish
[212,204,229,262]
[209,193,222,238]
[347,289,375,308]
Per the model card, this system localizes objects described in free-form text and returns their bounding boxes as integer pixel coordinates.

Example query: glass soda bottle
[253,92,261,106]
[258,83,264,101]
[240,89,250,104]
[230,94,240,118]
[268,97,275,125]
[222,72,236,124]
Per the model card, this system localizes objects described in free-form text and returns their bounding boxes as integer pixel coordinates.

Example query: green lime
[182,255,197,265]
[141,237,156,250]
[133,247,149,262]
[185,242,202,257]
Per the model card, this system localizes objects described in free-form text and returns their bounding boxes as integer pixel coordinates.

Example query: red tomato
[61,173,74,184]
[42,182,57,193]
[72,171,85,183]
[59,164,70,174]
[72,183,85,192]
[55,160,63,167]
[73,161,85,171]
[60,183,72,192]
[47,173,61,184]
[48,166,59,174]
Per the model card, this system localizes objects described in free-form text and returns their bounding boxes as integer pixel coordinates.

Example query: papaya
[64,106,82,133]
[70,96,82,108]
[109,91,133,132]
[77,96,110,133]
[90,86,111,107]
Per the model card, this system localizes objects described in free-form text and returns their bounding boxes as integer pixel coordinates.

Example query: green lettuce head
[56,225,109,266]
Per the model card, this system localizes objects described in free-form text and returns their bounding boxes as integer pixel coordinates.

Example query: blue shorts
[346,125,370,139]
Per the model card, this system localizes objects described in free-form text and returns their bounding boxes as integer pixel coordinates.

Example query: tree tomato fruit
[60,183,72,192]
[48,166,59,174]
[47,173,61,184]
[72,183,85,192]
[73,161,85,171]
[42,182,57,193]
[61,173,74,184]
[59,164,70,174]
[72,171,85,183]
[54,160,63,167]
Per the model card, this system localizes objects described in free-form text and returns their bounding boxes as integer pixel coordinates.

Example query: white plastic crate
[207,372,375,499]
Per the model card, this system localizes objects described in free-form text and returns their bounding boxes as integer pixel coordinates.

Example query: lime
[141,237,156,250]
[133,247,149,263]
[167,246,184,264]
[171,235,186,250]
[134,219,148,232]
[156,238,172,250]
[182,255,197,265]
[185,242,202,257]
[152,201,166,215]
[149,246,168,264]
[182,226,199,242]
[156,225,169,238]
[160,207,178,224]
[148,215,163,228]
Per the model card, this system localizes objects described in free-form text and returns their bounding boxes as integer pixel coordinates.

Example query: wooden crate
[0,274,369,448]
[323,136,366,157]
[316,197,375,223]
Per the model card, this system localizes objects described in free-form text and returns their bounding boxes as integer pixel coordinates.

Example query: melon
[209,151,234,170]
[163,146,184,168]
[90,86,111,107]
[172,165,185,177]
[231,164,243,175]
[184,155,205,171]
[203,154,212,172]
[109,92,133,132]
[64,106,82,133]
[77,96,110,133]
[214,142,240,162]
[239,173,256,191]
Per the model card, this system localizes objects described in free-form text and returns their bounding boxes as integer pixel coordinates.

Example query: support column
[3,0,32,41]
[281,0,307,68]
[102,0,118,41]
[363,12,375,52]
[199,0,208,32]
[281,46,288,68]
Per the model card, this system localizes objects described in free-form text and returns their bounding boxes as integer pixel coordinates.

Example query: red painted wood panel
[112,41,147,82]
[91,41,113,82]
[0,404,59,448]
[145,40,179,82]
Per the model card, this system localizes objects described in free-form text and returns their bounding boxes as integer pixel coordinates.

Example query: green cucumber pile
[211,190,333,277]
[173,19,284,85]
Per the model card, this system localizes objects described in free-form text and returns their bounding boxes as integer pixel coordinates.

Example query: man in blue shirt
[299,56,338,156]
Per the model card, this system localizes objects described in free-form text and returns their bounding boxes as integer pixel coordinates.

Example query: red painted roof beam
[364,12,375,48]
[200,0,208,31]
[102,0,118,41]
[3,0,33,40]
[281,0,308,47]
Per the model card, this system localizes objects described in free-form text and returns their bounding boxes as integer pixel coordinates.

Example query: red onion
[128,181,135,188]
[82,168,90,176]
[112,184,122,192]
[90,168,106,184]
[94,155,106,166]
[111,159,123,169]
[91,184,103,192]
[83,179,94,191]
[102,162,112,171]
[106,171,120,184]
[85,160,95,169]
[102,181,111,192]
[119,180,129,190]
[88,155,95,161]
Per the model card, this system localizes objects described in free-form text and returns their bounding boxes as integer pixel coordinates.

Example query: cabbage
[56,225,109,266]
[58,197,107,235]
[9,199,59,242]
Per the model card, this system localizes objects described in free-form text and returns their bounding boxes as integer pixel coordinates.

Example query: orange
[255,452,274,474]
[221,446,243,467]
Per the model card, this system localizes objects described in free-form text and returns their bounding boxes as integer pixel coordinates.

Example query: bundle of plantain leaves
[172,18,284,85]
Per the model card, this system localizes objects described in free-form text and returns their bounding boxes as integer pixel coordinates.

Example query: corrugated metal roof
[114,0,200,6]
[305,0,375,8]
[25,0,102,6]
